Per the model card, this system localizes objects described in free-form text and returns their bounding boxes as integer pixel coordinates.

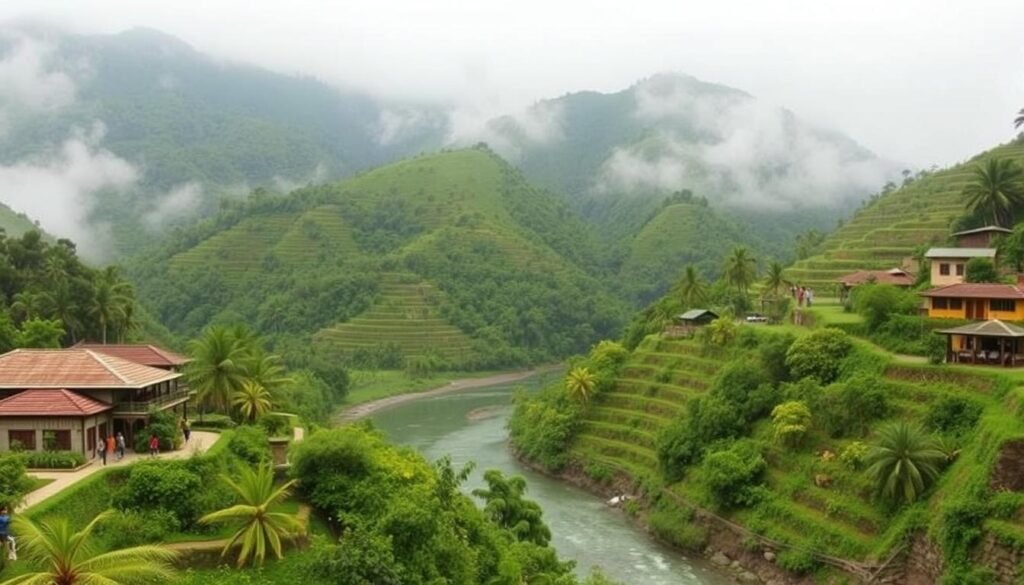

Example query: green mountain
[785,138,1024,292]
[129,147,626,368]
[0,202,43,238]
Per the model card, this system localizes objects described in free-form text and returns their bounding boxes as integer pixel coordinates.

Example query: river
[368,375,730,585]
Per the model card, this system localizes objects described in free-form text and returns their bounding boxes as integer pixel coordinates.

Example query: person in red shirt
[105,435,116,462]
[148,434,160,457]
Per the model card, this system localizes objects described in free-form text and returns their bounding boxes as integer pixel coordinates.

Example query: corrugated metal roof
[0,349,180,389]
[924,247,996,259]
[951,226,1012,237]
[920,283,1024,300]
[74,343,190,367]
[0,389,112,416]
[678,309,717,320]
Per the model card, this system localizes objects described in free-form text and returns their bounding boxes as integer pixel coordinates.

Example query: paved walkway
[20,431,221,511]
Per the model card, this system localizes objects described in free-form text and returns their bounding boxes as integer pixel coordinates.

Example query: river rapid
[367,376,731,585]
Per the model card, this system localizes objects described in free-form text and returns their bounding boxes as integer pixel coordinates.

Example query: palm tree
[865,422,946,504]
[89,277,132,344]
[199,464,304,567]
[186,325,250,412]
[10,291,41,322]
[1015,107,1024,130]
[723,246,757,295]
[39,280,81,344]
[675,266,708,308]
[233,381,273,423]
[763,261,789,298]
[962,158,1024,227]
[0,511,177,585]
[243,351,292,393]
[565,366,596,405]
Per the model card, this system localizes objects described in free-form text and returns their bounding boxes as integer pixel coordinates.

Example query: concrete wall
[931,259,966,286]
[0,413,111,457]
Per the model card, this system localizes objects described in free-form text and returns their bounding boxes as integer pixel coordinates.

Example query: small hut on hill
[835,268,915,302]
[665,309,719,338]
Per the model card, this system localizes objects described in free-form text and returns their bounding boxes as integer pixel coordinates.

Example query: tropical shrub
[134,409,183,453]
[866,422,946,504]
[193,413,237,430]
[924,395,983,438]
[771,401,811,447]
[784,328,852,383]
[851,284,919,332]
[657,395,746,481]
[701,440,767,509]
[21,450,87,469]
[227,425,272,465]
[0,453,31,509]
[758,331,795,383]
[705,315,737,346]
[646,499,708,550]
[839,442,870,470]
[113,460,204,527]
[473,469,552,546]
[508,386,582,471]
[96,508,182,548]
[964,257,999,283]
[816,374,889,437]
[710,361,776,422]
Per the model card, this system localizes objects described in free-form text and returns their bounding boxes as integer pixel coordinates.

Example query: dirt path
[335,365,562,424]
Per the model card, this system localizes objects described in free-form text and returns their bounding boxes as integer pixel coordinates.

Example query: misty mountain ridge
[0,25,895,260]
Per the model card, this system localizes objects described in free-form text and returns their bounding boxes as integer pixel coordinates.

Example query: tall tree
[186,325,250,412]
[763,261,789,298]
[10,291,41,322]
[39,280,81,344]
[199,464,303,567]
[962,158,1024,227]
[89,274,132,344]
[472,469,552,546]
[675,266,708,308]
[723,246,757,295]
[1016,107,1024,130]
[1,511,177,585]
[865,422,946,504]
[564,366,596,405]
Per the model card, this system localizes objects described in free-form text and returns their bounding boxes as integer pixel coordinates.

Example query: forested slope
[129,147,627,369]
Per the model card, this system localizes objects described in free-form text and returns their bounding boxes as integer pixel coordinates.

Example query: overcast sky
[1,0,1022,168]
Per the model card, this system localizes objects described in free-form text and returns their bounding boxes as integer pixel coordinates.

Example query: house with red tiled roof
[920,283,1024,321]
[0,348,192,458]
[73,343,191,371]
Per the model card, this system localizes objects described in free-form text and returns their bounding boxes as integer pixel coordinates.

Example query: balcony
[112,386,194,416]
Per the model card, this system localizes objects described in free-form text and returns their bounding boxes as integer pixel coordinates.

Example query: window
[42,430,71,451]
[949,298,963,310]
[9,430,36,451]
[955,263,965,276]
[992,299,1017,312]
[932,298,948,310]
[939,263,950,276]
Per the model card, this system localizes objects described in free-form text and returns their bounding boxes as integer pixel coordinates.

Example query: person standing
[148,434,160,458]
[105,435,116,462]
[97,439,107,466]
[115,432,126,460]
[0,506,10,550]
[182,418,191,443]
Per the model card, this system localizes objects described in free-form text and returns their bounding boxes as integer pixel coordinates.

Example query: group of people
[96,432,127,465]
[791,284,814,307]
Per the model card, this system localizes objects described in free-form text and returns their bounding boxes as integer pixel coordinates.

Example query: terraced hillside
[572,336,724,481]
[313,273,476,362]
[558,326,1024,581]
[132,146,626,368]
[786,140,1024,292]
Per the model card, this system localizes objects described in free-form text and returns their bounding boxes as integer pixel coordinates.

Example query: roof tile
[0,349,180,389]
[0,389,112,416]
[920,283,1024,300]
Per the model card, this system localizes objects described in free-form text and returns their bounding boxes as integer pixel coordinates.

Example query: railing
[112,387,193,415]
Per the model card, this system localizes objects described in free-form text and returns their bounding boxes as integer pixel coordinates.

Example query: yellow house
[924,248,997,286]
[920,283,1024,321]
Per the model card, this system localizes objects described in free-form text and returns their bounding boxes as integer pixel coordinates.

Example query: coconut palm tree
[233,381,273,423]
[962,158,1024,227]
[723,246,757,295]
[565,366,596,405]
[763,261,789,298]
[865,422,946,504]
[186,325,250,412]
[199,464,304,567]
[0,511,177,585]
[39,280,81,344]
[10,291,42,322]
[675,266,708,308]
[1015,107,1024,129]
[243,351,292,394]
[89,276,132,344]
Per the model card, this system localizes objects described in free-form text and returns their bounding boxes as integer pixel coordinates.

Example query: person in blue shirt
[0,506,10,545]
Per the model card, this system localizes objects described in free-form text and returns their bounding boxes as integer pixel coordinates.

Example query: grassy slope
[785,140,1024,293]
[570,327,1024,570]
[0,202,44,238]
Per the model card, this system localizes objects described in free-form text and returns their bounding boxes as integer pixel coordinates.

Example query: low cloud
[596,74,895,209]
[0,29,76,113]
[143,181,202,230]
[0,121,138,259]
[448,100,565,162]
[373,106,446,147]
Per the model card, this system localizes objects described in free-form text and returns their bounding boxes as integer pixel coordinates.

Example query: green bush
[193,413,237,430]
[926,334,947,364]
[785,328,852,384]
[851,284,919,332]
[710,361,776,422]
[924,396,983,438]
[775,548,818,574]
[758,331,796,383]
[134,409,183,453]
[0,453,32,509]
[508,385,582,471]
[839,442,869,470]
[817,374,889,438]
[701,440,766,509]
[95,508,181,548]
[22,450,87,469]
[656,395,746,481]
[113,460,203,527]
[228,425,271,465]
[258,413,292,438]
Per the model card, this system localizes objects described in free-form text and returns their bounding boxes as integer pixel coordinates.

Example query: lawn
[805,300,864,326]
